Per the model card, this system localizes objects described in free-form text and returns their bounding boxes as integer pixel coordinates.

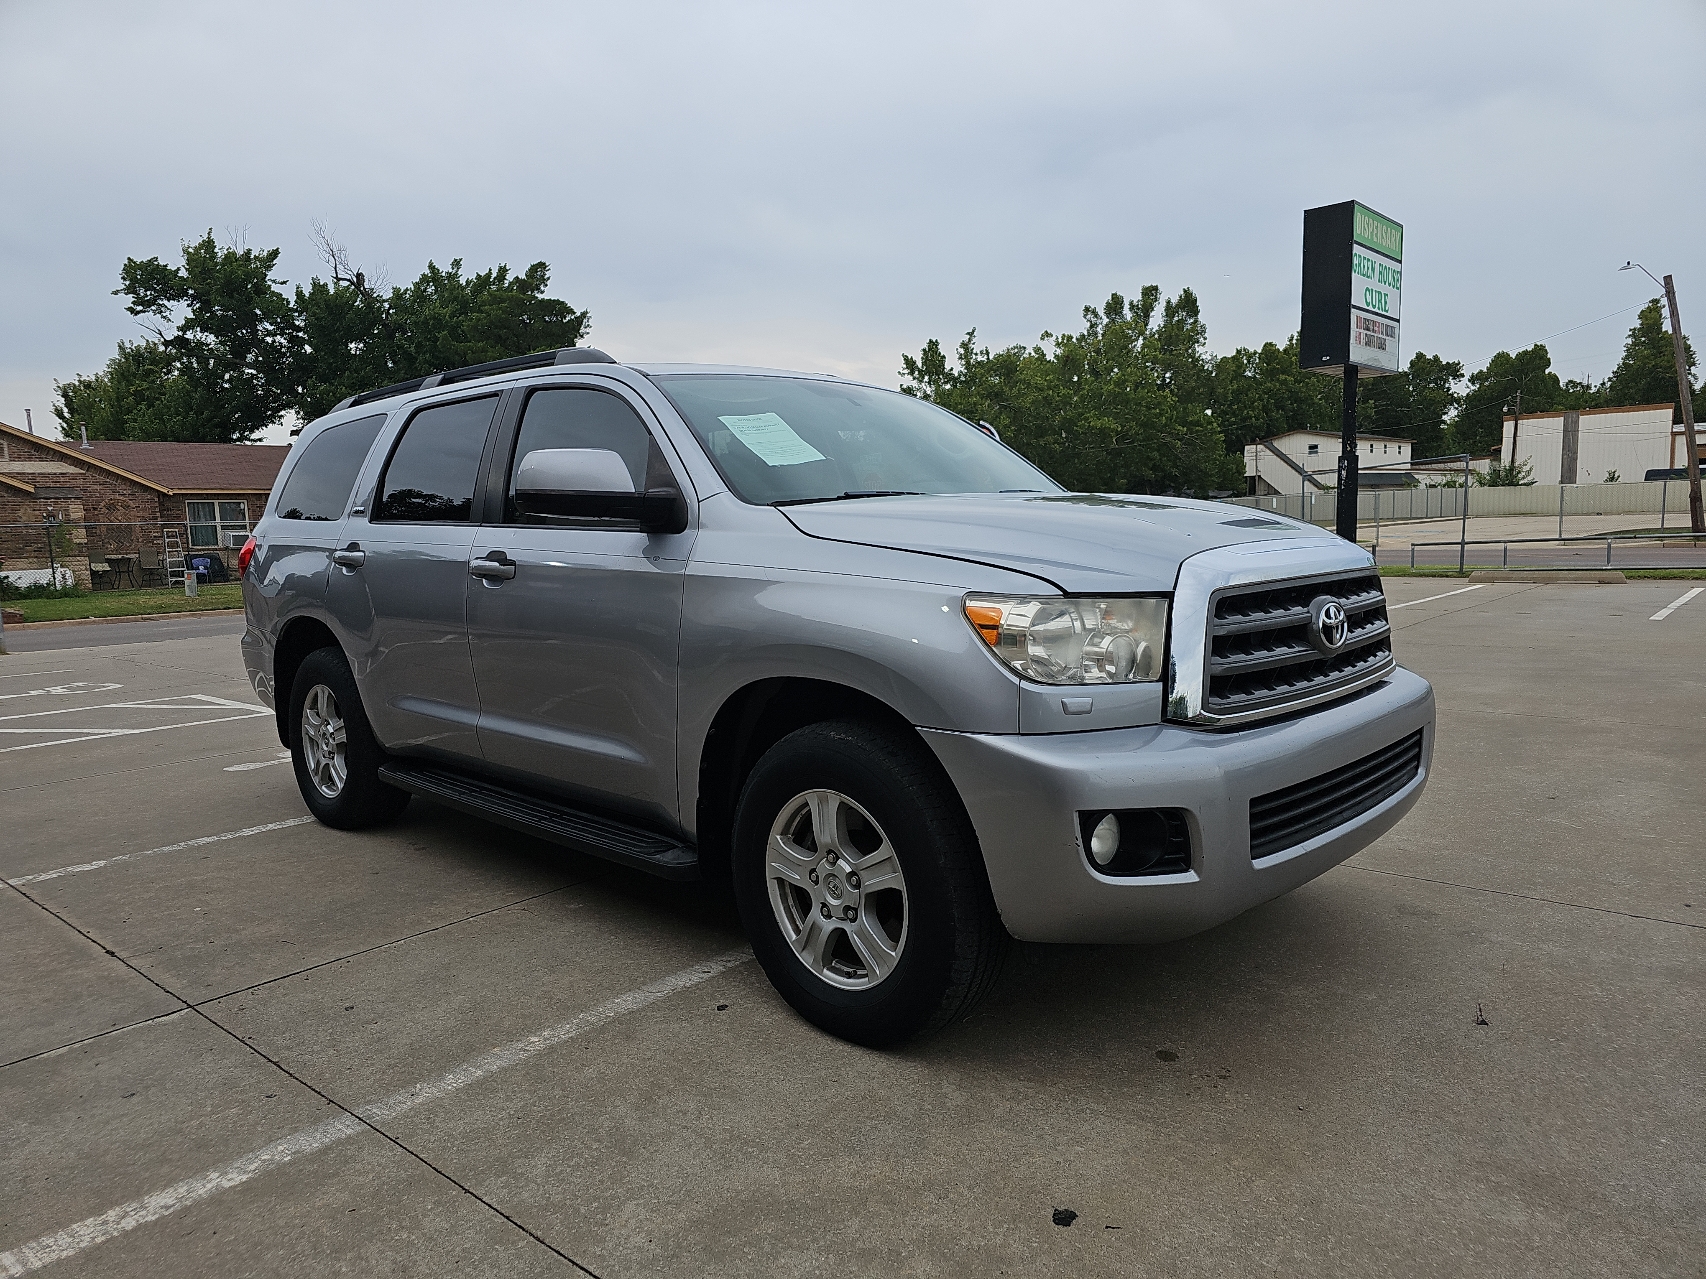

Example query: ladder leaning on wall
[162,526,187,586]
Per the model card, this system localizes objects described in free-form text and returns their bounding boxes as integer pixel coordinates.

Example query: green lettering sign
[1353,204,1403,261]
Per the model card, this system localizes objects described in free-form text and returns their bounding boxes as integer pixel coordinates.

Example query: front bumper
[921,667,1434,943]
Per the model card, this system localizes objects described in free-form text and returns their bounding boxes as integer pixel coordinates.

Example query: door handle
[469,553,516,581]
[331,546,365,568]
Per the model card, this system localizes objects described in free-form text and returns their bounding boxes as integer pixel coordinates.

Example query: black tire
[731,720,1008,1047]
[288,646,409,830]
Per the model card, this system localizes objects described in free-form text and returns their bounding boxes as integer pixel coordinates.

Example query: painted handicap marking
[0,694,271,753]
[0,681,124,702]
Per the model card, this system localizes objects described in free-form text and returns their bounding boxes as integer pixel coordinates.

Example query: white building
[1244,431,1412,495]
[1501,402,1695,483]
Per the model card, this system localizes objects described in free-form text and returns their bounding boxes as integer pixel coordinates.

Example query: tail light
[237,535,257,577]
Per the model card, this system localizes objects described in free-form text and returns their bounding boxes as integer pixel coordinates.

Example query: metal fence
[0,520,238,590]
[1382,531,1706,572]
[1223,478,1696,527]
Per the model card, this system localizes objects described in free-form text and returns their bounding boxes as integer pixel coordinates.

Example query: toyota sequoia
[240,346,1434,1045]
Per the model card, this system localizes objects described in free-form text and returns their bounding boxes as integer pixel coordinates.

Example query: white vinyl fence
[1222,479,1694,527]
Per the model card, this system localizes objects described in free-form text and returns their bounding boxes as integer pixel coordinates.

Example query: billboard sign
[1300,201,1403,376]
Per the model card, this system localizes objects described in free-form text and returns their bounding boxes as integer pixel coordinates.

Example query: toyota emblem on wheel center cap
[1307,596,1350,654]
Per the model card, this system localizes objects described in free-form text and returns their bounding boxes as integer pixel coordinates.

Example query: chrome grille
[1205,570,1392,721]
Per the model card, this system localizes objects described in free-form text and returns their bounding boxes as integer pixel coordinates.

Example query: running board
[378,761,699,881]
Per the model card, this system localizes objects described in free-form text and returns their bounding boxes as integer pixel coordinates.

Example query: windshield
[654,374,1060,505]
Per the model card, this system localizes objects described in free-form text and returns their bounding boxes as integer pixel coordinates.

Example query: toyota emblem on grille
[1308,596,1349,655]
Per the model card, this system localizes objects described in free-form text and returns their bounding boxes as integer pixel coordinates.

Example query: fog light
[1077,808,1193,876]
[1089,813,1121,865]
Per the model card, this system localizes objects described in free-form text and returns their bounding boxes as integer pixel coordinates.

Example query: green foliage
[1449,345,1565,458]
[1474,457,1535,487]
[111,232,298,442]
[1356,352,1463,461]
[1601,299,1695,413]
[901,288,1243,496]
[52,339,180,441]
[292,256,590,419]
[58,231,592,440]
[1210,335,1336,451]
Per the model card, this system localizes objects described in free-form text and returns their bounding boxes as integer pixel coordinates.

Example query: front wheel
[731,720,1007,1046]
[288,646,409,830]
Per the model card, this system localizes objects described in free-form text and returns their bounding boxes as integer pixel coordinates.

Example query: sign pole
[1337,367,1359,541]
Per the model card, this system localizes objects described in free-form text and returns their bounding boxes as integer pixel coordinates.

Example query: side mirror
[513,448,687,533]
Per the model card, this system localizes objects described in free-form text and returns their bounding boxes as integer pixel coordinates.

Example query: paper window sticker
[717,412,827,467]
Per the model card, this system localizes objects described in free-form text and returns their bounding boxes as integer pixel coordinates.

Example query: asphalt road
[2,582,1701,1277]
[1,613,247,652]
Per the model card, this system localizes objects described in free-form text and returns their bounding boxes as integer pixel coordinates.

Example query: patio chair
[88,558,114,589]
[138,546,165,587]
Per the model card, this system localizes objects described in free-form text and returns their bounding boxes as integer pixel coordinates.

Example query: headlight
[964,595,1168,685]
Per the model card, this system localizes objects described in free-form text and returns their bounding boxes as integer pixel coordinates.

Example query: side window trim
[370,392,505,525]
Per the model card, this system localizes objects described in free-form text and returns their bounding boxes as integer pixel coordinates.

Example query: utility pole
[1507,389,1522,471]
[1337,367,1359,541]
[1662,275,1704,533]
[1620,262,1702,533]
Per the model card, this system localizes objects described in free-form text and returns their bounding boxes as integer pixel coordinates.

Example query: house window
[187,500,249,549]
[1307,443,1320,455]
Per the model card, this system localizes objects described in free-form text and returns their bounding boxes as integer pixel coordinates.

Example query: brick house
[0,420,288,588]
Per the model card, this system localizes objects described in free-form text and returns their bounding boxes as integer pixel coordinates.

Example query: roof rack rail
[331,347,617,412]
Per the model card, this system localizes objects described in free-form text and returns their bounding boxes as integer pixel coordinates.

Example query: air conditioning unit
[223,530,250,549]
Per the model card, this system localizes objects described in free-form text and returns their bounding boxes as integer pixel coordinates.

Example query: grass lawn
[1379,566,1706,580]
[6,584,245,623]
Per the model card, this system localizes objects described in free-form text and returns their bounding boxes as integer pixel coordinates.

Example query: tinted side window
[275,414,387,521]
[374,397,498,522]
[505,388,664,522]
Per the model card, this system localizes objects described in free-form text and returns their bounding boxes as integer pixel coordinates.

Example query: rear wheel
[732,720,1007,1046]
[288,647,408,830]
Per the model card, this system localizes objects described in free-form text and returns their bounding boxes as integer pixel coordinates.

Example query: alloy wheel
[766,789,909,990]
[300,683,348,799]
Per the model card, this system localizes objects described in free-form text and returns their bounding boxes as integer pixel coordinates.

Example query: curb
[1467,571,1626,584]
[5,608,245,630]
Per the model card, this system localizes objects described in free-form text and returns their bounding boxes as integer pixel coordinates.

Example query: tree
[52,339,181,441]
[288,230,592,420]
[1355,352,1463,461]
[1601,298,1696,415]
[59,228,593,437]
[114,231,299,442]
[901,288,1242,496]
[1210,335,1337,453]
[1448,344,1566,458]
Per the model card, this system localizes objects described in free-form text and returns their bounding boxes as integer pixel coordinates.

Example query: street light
[1620,262,1703,532]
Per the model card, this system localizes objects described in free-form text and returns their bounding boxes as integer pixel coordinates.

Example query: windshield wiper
[772,491,924,507]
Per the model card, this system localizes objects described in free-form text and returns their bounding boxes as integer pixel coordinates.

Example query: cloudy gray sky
[3,0,1702,445]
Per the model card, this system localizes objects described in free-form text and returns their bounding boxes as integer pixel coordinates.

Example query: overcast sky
[3,0,1702,445]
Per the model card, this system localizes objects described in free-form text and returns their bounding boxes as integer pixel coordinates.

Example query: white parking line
[1388,584,1487,610]
[7,818,315,886]
[0,948,754,1277]
[0,669,75,680]
[0,694,269,753]
[223,752,292,772]
[1650,586,1704,621]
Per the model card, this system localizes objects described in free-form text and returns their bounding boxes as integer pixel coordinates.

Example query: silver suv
[241,347,1433,1045]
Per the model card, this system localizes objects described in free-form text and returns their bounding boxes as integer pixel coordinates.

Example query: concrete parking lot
[3,580,1702,1277]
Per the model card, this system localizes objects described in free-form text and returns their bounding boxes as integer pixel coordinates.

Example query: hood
[779,493,1340,592]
